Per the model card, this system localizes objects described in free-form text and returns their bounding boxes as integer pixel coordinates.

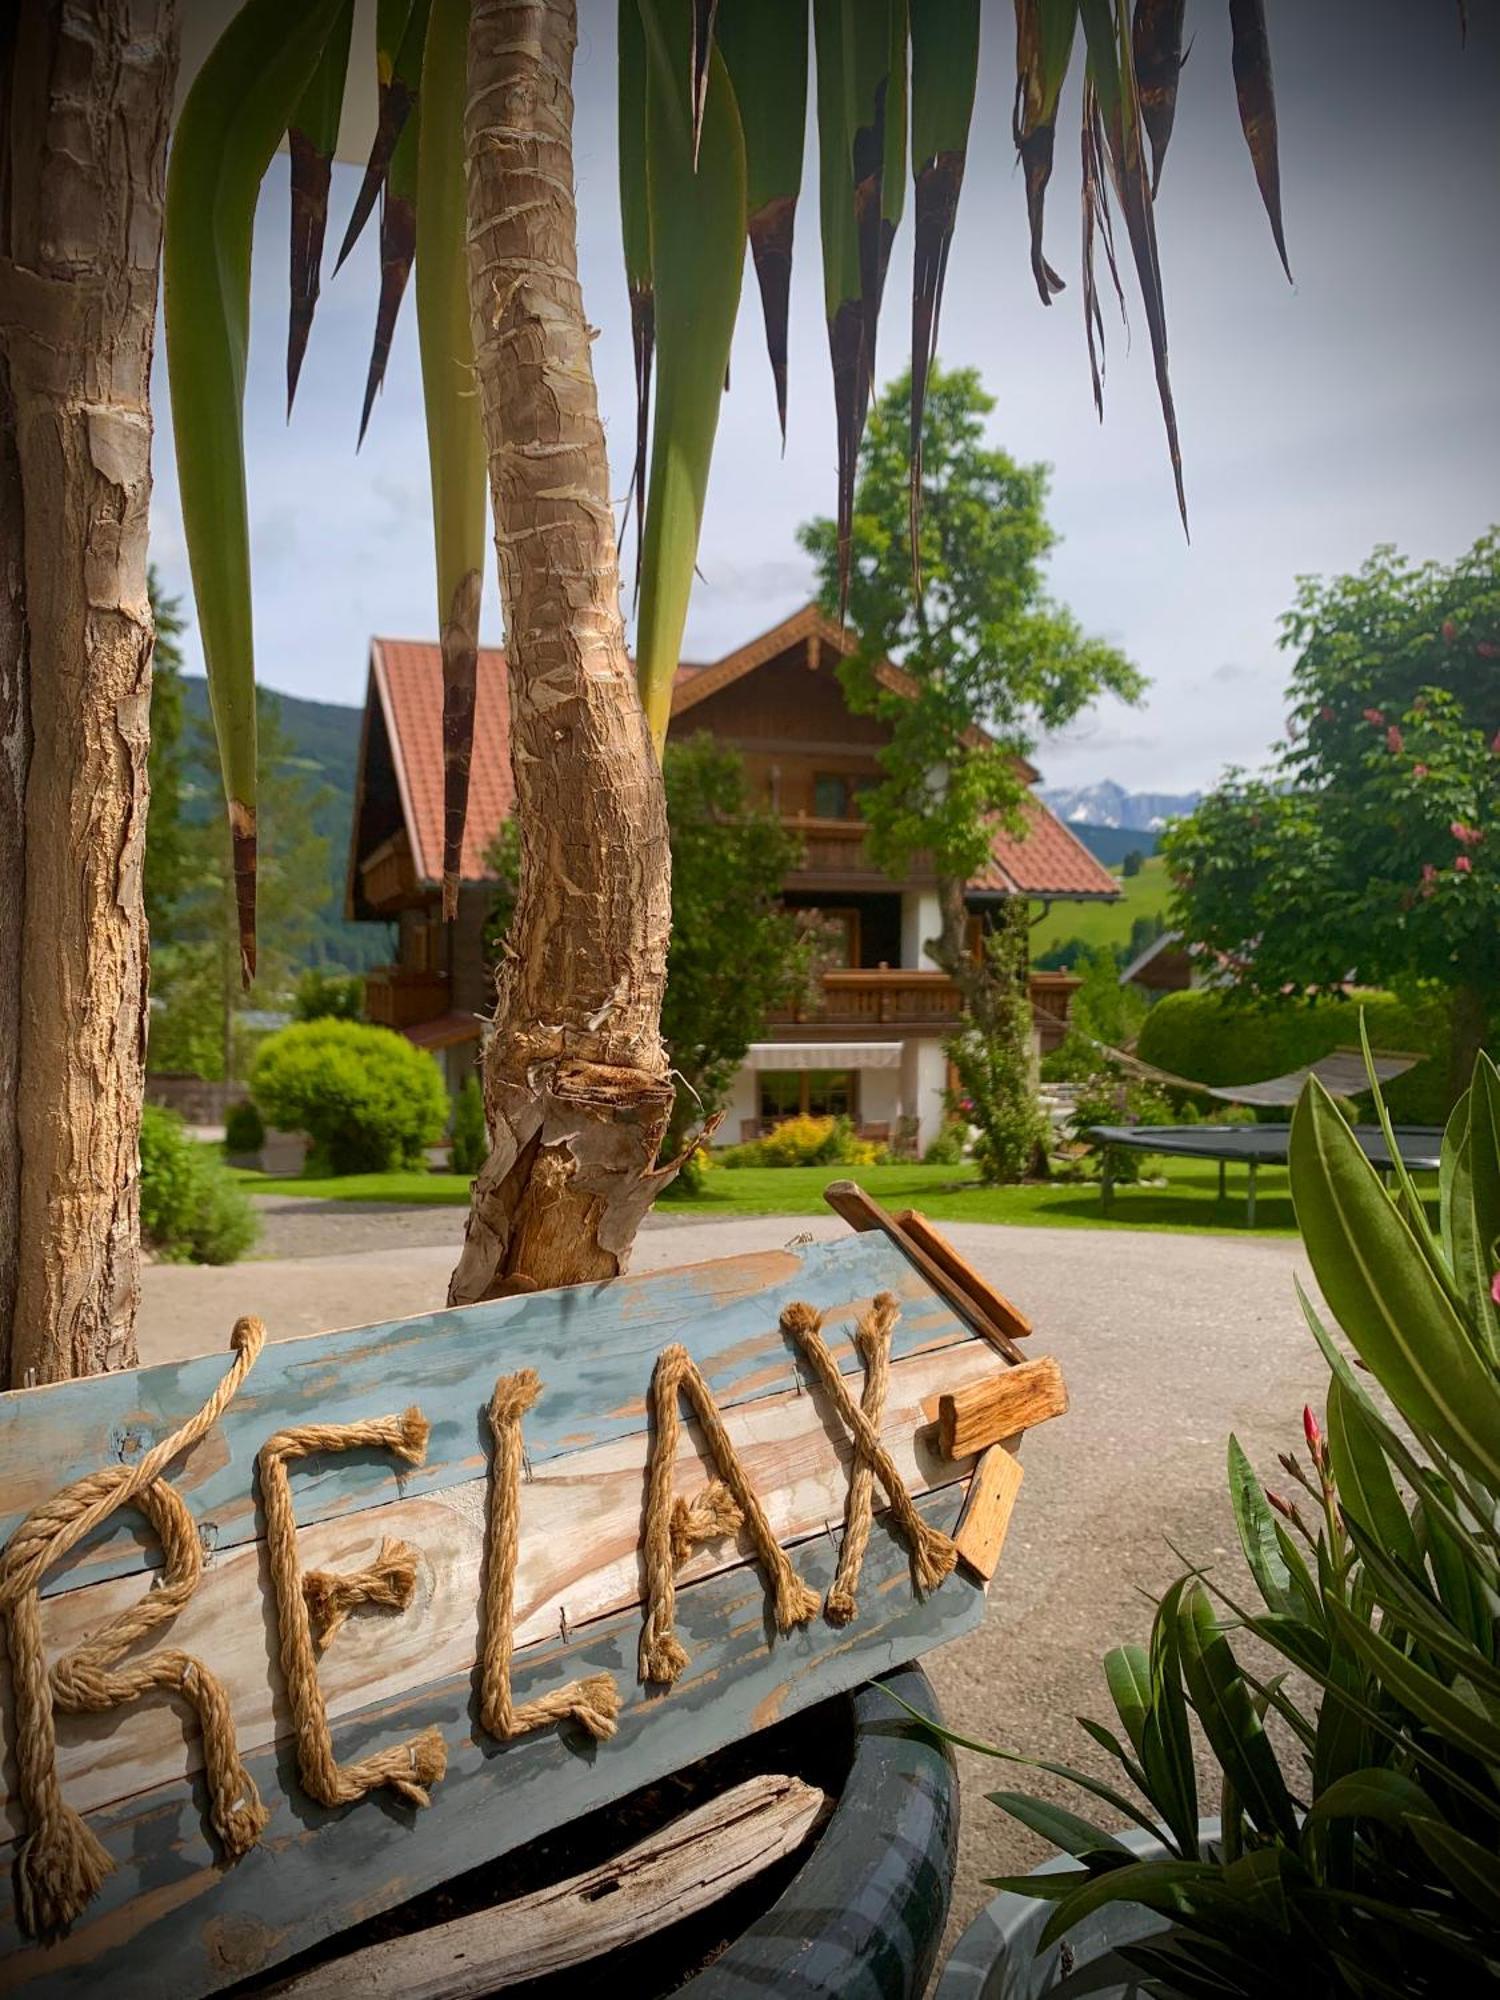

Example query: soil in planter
[231,1694,853,1998]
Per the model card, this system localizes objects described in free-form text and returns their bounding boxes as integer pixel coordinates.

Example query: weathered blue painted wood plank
[0,1490,980,1999]
[0,1235,965,1599]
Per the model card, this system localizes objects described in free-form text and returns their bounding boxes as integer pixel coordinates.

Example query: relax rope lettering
[1,1292,958,1936]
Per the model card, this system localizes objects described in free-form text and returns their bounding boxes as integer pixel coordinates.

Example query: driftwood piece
[953,1447,1025,1581]
[934,1358,1069,1461]
[260,1773,829,1999]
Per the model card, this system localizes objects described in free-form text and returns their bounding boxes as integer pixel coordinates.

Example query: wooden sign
[0,1200,1066,1997]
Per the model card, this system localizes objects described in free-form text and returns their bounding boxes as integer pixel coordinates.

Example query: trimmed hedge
[1134,987,1456,1125]
[251,1019,449,1175]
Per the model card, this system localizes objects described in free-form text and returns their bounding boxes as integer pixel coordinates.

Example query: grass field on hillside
[1030,853,1171,957]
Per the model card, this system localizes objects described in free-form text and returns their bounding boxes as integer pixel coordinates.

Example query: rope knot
[668,1480,744,1566]
[488,1368,543,1431]
[393,1407,431,1466]
[303,1537,421,1653]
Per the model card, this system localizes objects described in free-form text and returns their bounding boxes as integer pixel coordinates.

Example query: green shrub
[223,1098,264,1155]
[292,967,365,1022]
[140,1105,258,1265]
[952,1050,1500,1997]
[250,1020,449,1175]
[1136,985,1456,1123]
[922,1118,968,1166]
[1066,1066,1178,1183]
[449,1075,488,1176]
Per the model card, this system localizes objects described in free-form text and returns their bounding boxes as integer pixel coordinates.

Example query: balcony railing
[365,966,451,1030]
[360,831,421,911]
[779,816,935,882]
[767,968,963,1030]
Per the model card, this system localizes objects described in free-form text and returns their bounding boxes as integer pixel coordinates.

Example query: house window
[812,773,876,820]
[758,1069,856,1123]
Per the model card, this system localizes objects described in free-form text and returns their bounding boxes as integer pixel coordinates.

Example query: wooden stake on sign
[822,1181,1027,1363]
[894,1209,1033,1344]
[953,1448,1025,1581]
[934,1357,1069,1460]
[260,1774,829,1999]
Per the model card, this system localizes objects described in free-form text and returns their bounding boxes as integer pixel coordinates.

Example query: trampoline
[1085,1123,1445,1226]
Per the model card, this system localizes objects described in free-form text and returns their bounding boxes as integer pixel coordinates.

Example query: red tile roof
[970,796,1121,900]
[366,620,1118,902]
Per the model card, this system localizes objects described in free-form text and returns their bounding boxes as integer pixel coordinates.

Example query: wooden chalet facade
[345,605,1119,1149]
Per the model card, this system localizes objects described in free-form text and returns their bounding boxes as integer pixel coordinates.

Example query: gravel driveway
[139,1208,1327,1965]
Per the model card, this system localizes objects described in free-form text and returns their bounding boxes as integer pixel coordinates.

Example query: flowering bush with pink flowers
[1163,534,1499,1106]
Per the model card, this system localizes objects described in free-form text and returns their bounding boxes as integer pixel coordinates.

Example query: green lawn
[234,1155,1303,1234]
[1030,853,1170,957]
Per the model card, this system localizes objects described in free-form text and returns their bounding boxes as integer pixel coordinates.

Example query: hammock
[1077,1040,1424,1109]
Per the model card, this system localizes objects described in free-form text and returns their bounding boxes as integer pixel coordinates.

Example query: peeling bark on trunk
[449,0,677,1305]
[0,2,176,1385]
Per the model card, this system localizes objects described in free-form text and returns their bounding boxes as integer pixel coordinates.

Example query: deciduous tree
[1165,534,1500,1098]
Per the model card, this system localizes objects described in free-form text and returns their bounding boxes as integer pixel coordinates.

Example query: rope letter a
[639,1345,820,1686]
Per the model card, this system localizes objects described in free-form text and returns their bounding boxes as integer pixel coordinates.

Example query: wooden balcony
[360,830,422,912]
[780,817,933,885]
[364,966,451,1030]
[767,968,963,1031]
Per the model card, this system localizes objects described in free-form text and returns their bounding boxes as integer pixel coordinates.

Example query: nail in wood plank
[953,1448,1025,1581]
[934,1357,1069,1461]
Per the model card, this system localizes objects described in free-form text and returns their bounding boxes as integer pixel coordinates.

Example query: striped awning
[745,1042,903,1071]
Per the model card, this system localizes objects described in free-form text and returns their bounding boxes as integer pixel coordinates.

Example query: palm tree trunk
[450,0,677,1304]
[0,2,177,1384]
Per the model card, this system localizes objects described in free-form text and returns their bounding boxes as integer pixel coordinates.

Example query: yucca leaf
[1076,1713,1151,1796]
[1176,1578,1298,1844]
[416,0,486,921]
[1409,1816,1500,1921]
[1415,1469,1498,1652]
[635,0,747,753]
[1079,80,1125,422]
[1345,1516,1500,1699]
[986,1789,1134,1858]
[1227,1432,1300,1618]
[336,0,427,273]
[1451,1052,1500,1363]
[1131,0,1184,194]
[1228,0,1292,281]
[1104,1640,1151,1754]
[1012,0,1078,305]
[358,73,421,447]
[847,0,902,382]
[1142,1579,1200,1858]
[1325,1595,1500,1764]
[909,0,978,582]
[1291,1079,1500,1494]
[1327,1372,1420,1570]
[716,0,808,442]
[1079,0,1188,533]
[164,0,350,982]
[814,0,863,615]
[619,0,654,591]
[690,0,719,166]
[1033,1858,1228,1955]
[1306,1765,1434,1831]
[286,0,355,413]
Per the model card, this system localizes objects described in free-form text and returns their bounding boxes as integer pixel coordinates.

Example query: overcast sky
[148,0,1500,793]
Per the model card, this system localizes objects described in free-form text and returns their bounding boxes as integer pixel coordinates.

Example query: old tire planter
[679,1664,958,2000]
[935,1823,1222,2000]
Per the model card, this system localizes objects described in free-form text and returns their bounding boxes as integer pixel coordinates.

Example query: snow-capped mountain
[1037,779,1201,833]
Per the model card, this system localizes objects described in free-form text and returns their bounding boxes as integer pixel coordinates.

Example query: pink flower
[1363,707,1384,726]
[1386,725,1404,753]
[1442,618,1458,645]
[1318,705,1336,723]
[1451,820,1482,845]
[1478,641,1499,660]
[1491,1271,1500,1307]
[1492,732,1500,755]
[1420,863,1439,899]
[1412,764,1429,779]
[1455,855,1473,874]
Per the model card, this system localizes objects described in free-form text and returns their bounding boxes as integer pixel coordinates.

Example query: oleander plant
[943,1035,1500,1997]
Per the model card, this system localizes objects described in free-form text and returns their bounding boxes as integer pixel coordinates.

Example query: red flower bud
[1456,854,1473,874]
[1318,705,1336,723]
[1442,618,1458,644]
[1303,1405,1323,1455]
[1386,726,1404,754]
[1412,764,1428,779]
[1491,1271,1500,1307]
[1478,641,1499,659]
[1362,708,1384,726]
[1265,1488,1295,1521]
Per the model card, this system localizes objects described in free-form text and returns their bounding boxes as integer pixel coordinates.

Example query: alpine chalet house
[345,605,1118,1150]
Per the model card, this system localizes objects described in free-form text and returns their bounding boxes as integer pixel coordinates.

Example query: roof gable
[351,606,1117,904]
